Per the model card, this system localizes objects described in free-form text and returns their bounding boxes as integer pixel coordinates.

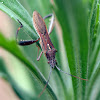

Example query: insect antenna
[55,65,88,81]
[38,67,52,97]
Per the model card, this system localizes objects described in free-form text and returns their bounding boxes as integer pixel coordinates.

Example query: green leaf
[88,0,99,53]
[0,33,57,100]
[53,0,88,100]
[0,57,38,100]
[0,0,38,40]
[0,58,8,80]
[86,63,100,100]
[88,0,100,79]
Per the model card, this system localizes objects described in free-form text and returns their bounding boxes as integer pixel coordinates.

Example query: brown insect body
[33,11,57,68]
[16,11,88,97]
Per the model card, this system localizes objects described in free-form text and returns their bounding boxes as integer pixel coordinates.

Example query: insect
[16,11,88,96]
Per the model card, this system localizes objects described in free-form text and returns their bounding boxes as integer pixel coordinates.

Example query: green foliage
[0,0,100,100]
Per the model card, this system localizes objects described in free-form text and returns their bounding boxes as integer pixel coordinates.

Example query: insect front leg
[16,19,23,42]
[16,19,39,46]
[19,39,39,46]
[43,14,55,35]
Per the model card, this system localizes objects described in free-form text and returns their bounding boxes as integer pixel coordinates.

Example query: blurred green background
[0,0,100,100]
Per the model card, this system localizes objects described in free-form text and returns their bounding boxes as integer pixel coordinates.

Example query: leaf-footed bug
[16,11,88,96]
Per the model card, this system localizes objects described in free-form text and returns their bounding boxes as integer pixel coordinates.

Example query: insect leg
[16,19,23,42]
[19,39,39,46]
[43,14,55,35]
[16,19,40,46]
[37,47,43,61]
